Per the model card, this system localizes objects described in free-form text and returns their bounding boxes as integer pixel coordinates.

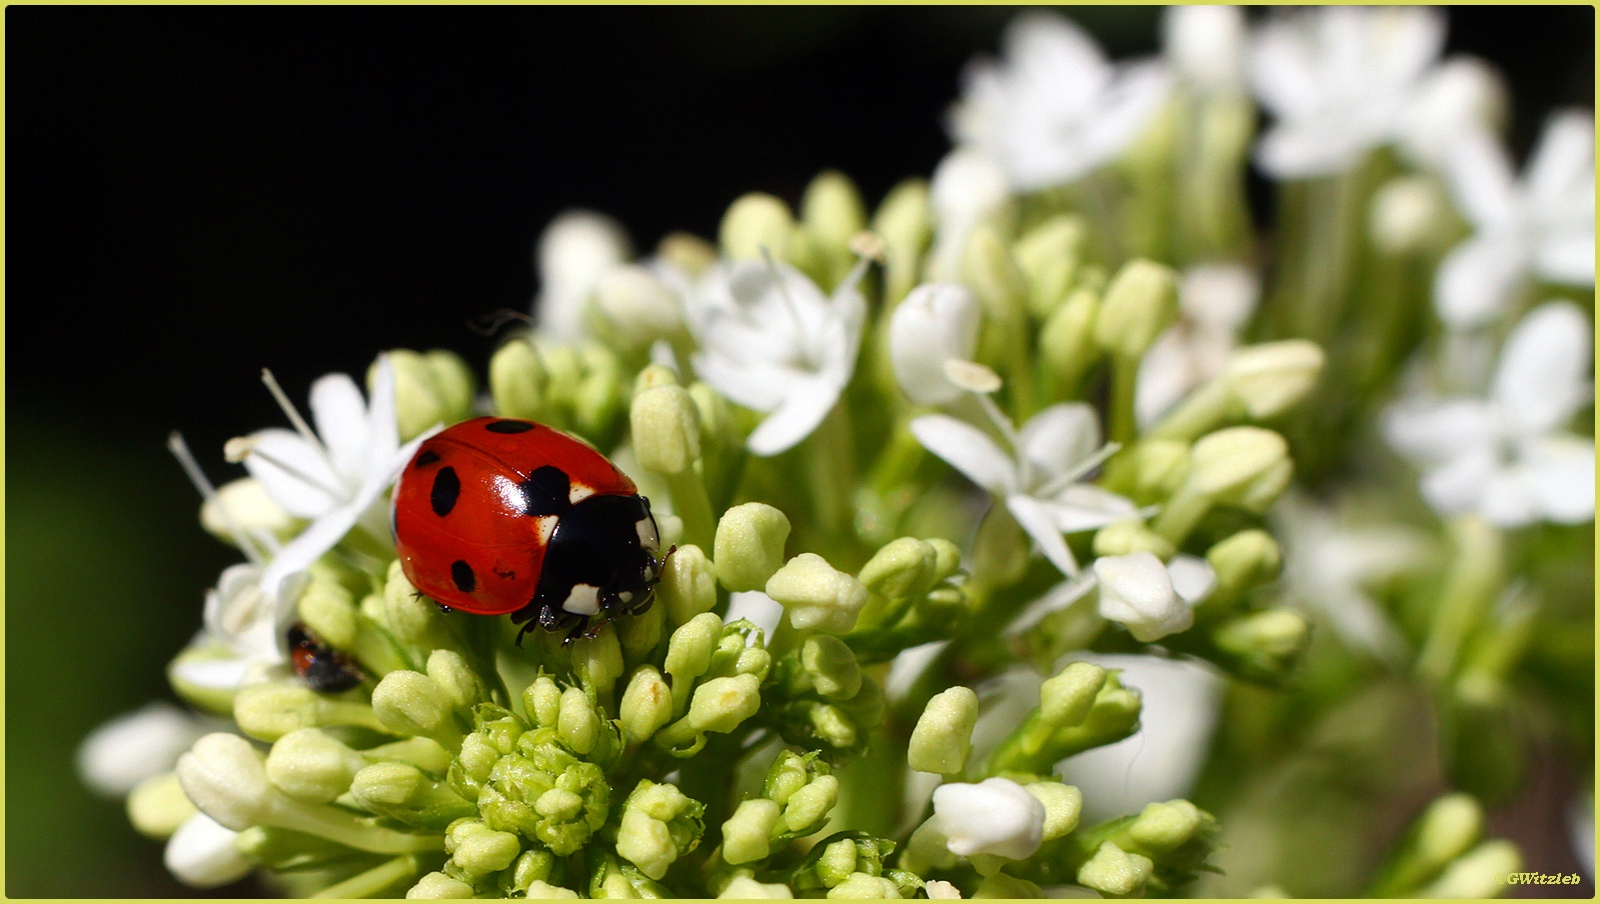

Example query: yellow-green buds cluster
[767,635,885,759]
[985,662,1142,775]
[490,338,627,449]
[378,348,477,442]
[613,779,706,880]
[787,832,923,899]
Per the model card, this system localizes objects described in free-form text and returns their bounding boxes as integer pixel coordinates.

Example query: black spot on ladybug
[416,449,441,468]
[431,466,461,517]
[519,465,571,516]
[486,420,536,434]
[452,560,476,593]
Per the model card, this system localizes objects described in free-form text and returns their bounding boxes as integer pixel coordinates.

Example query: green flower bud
[658,543,717,627]
[720,193,793,261]
[857,538,937,602]
[1370,174,1455,256]
[558,686,600,755]
[297,574,357,651]
[590,852,674,898]
[801,635,862,700]
[815,837,860,888]
[658,231,718,278]
[722,798,784,864]
[1412,794,1485,874]
[383,560,456,651]
[1189,427,1291,510]
[1026,782,1082,841]
[381,349,476,442]
[1040,661,1109,727]
[524,676,564,729]
[525,879,581,899]
[619,666,674,745]
[541,344,584,419]
[127,772,198,839]
[632,385,703,476]
[201,477,294,546]
[573,344,627,443]
[615,780,704,880]
[926,538,963,582]
[908,686,978,775]
[719,875,796,898]
[781,776,839,837]
[964,224,1028,329]
[687,674,763,734]
[665,613,723,711]
[490,338,546,422]
[871,178,932,303]
[1221,340,1324,421]
[1013,214,1086,318]
[1206,529,1281,598]
[1212,608,1310,683]
[372,671,465,749]
[351,762,477,829]
[1093,520,1177,560]
[594,265,684,350]
[767,554,868,634]
[427,650,489,714]
[1103,439,1191,505]
[1418,840,1521,898]
[802,170,867,257]
[570,625,624,697]
[1040,288,1102,393]
[1128,800,1211,852]
[509,848,556,893]
[715,503,792,592]
[445,819,522,881]
[368,736,456,774]
[827,873,902,898]
[410,871,476,898]
[266,728,367,803]
[1095,259,1179,360]
[234,680,386,742]
[1076,841,1154,897]
[970,505,1030,589]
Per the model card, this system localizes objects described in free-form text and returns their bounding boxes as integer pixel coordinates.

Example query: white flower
[1385,301,1595,527]
[889,283,984,405]
[1094,551,1214,642]
[689,258,867,456]
[1248,7,1446,177]
[924,879,963,899]
[533,209,632,343]
[1136,263,1261,427]
[1396,57,1508,173]
[1057,654,1224,823]
[236,355,430,596]
[911,402,1141,576]
[165,814,252,888]
[1435,112,1595,330]
[171,563,309,690]
[931,777,1046,860]
[928,149,1010,280]
[950,11,1170,192]
[1271,491,1422,662]
[76,702,213,797]
[1163,5,1247,94]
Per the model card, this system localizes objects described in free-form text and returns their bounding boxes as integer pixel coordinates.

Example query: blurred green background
[7,6,1592,897]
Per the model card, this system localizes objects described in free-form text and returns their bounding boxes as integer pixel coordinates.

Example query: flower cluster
[82,7,1590,899]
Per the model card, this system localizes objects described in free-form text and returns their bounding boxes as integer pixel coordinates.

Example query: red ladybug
[392,417,664,642]
[289,624,363,693]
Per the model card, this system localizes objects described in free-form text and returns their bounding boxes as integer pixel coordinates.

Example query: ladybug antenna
[467,309,536,337]
[167,431,271,566]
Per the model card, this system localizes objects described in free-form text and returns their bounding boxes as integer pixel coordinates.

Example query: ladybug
[392,417,665,643]
[289,624,363,693]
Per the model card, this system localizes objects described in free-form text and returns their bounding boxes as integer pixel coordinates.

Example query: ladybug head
[528,493,664,635]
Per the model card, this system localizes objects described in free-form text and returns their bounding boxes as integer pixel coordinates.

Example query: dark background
[6,6,1594,897]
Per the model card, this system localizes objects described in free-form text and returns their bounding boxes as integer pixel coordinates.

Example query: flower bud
[445,819,522,880]
[78,702,210,798]
[297,576,357,651]
[780,775,838,836]
[1095,552,1196,642]
[1413,794,1485,873]
[570,625,624,697]
[631,385,702,476]
[1188,427,1292,511]
[715,503,792,592]
[1221,340,1324,420]
[558,686,601,755]
[1206,529,1281,597]
[721,798,783,864]
[657,231,718,278]
[615,780,704,880]
[233,681,384,742]
[381,349,476,442]
[1075,841,1153,897]
[1026,782,1083,841]
[1129,799,1212,851]
[176,733,275,831]
[687,674,763,734]
[524,675,564,728]
[720,875,796,898]
[536,210,631,344]
[1013,215,1086,318]
[827,874,901,898]
[1104,439,1191,503]
[619,666,674,745]
[164,814,252,888]
[1212,608,1310,682]
[962,225,1028,327]
[1040,288,1102,390]
[909,686,978,775]
[490,338,547,422]
[1370,175,1454,255]
[1095,260,1179,360]
[665,613,722,707]
[889,283,983,406]
[1418,840,1522,898]
[972,873,1044,898]
[265,729,367,803]
[201,478,294,545]
[932,778,1046,860]
[659,543,717,627]
[720,193,793,262]
[128,772,199,839]
[594,265,684,349]
[872,177,932,302]
[802,170,867,255]
[1039,661,1109,727]
[427,649,489,714]
[350,762,476,829]
[410,871,476,898]
[858,537,939,602]
[371,671,464,749]
[1093,520,1177,560]
[924,880,962,899]
[766,554,869,634]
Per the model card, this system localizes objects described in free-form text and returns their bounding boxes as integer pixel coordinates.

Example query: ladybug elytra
[392,417,665,642]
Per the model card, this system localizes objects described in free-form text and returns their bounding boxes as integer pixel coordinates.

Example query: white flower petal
[243,428,342,518]
[746,373,843,457]
[77,703,210,797]
[165,814,252,888]
[1017,403,1101,489]
[1136,330,1204,429]
[1163,5,1247,93]
[1043,484,1143,534]
[535,209,631,344]
[910,415,1016,496]
[1167,555,1218,605]
[308,372,371,488]
[1526,435,1597,525]
[1478,463,1542,528]
[1443,128,1519,229]
[1397,56,1508,172]
[1094,552,1193,642]
[1525,111,1597,215]
[1534,231,1597,285]
[259,502,360,600]
[171,655,258,692]
[1491,301,1594,435]
[1383,397,1497,464]
[890,283,983,405]
[1007,493,1080,577]
[362,355,401,475]
[1433,234,1528,330]
[932,777,1046,860]
[1418,447,1498,518]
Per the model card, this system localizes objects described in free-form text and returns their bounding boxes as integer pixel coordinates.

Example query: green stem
[312,854,432,898]
[665,468,716,553]
[1108,354,1141,446]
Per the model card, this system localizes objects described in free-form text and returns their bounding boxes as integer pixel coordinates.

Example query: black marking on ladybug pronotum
[431,466,461,516]
[519,465,572,516]
[451,560,476,593]
[486,420,536,434]
[415,449,441,468]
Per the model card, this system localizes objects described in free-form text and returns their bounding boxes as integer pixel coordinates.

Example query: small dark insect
[288,623,363,693]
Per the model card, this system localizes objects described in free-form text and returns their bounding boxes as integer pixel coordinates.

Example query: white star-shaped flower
[532,209,632,344]
[171,563,309,690]
[1248,7,1447,178]
[1136,263,1261,428]
[1163,5,1248,95]
[1434,112,1596,330]
[912,402,1140,577]
[1385,300,1595,527]
[689,257,867,456]
[234,355,432,597]
[950,10,1170,192]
